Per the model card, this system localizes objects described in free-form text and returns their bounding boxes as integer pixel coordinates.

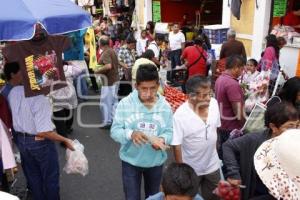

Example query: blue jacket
[111,90,173,168]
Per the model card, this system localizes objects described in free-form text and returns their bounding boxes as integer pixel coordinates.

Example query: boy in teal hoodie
[111,64,173,200]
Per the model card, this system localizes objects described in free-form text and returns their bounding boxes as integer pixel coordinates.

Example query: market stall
[271,0,300,77]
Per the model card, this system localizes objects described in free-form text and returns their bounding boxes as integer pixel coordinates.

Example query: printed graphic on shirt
[25,51,60,91]
[137,121,158,136]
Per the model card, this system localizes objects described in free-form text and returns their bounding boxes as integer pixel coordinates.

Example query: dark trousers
[198,170,221,200]
[217,129,231,177]
[169,49,182,69]
[53,109,74,137]
[12,130,32,192]
[16,134,60,200]
[122,161,163,200]
[88,68,99,92]
[217,129,231,160]
[0,159,9,192]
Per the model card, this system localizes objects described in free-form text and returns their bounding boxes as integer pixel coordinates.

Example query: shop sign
[152,1,161,22]
[273,0,287,17]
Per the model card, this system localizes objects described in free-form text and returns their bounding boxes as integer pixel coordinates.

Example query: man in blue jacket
[111,64,173,200]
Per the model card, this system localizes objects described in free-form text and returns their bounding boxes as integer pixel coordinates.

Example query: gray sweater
[222,130,271,200]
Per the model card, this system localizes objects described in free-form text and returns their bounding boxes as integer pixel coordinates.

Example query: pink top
[260,47,277,71]
[0,119,16,170]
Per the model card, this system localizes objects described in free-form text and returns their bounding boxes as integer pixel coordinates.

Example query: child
[241,58,259,85]
[146,163,203,200]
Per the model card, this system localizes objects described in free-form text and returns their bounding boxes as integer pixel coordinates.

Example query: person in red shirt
[180,13,188,27]
[181,36,207,78]
[283,2,300,32]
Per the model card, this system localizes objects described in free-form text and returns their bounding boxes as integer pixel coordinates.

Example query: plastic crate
[204,28,229,44]
[167,69,188,85]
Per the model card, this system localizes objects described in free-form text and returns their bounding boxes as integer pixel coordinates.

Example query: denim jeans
[100,85,119,126]
[122,161,163,200]
[169,49,182,69]
[16,134,60,200]
[74,72,88,98]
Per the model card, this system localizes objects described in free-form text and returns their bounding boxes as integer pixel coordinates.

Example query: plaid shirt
[117,45,136,79]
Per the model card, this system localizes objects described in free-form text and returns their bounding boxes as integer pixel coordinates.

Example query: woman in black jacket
[222,102,299,200]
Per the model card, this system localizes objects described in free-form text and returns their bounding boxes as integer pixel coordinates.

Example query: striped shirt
[8,86,55,135]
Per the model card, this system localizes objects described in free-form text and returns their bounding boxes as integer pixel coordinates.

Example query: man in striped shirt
[8,84,74,200]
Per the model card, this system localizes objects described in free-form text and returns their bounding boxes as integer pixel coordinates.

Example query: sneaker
[99,124,112,129]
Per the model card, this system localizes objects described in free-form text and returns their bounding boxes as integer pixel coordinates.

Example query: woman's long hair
[266,34,280,59]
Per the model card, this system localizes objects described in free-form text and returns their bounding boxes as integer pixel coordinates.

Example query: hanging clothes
[84,28,97,70]
[231,0,242,20]
[64,29,87,61]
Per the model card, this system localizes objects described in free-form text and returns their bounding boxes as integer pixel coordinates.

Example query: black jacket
[222,130,271,200]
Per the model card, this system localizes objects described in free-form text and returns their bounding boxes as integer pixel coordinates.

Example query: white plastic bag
[63,140,88,176]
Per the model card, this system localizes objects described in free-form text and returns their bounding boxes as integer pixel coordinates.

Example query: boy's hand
[131,131,148,145]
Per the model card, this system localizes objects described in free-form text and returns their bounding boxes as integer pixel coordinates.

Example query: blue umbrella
[0,0,92,41]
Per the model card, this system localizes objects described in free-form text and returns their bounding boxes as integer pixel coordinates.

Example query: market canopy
[0,0,92,41]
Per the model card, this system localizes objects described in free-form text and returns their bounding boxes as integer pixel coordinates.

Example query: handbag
[242,103,267,134]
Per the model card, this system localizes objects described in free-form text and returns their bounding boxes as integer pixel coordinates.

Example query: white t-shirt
[171,99,221,176]
[148,41,160,60]
[136,38,148,57]
[169,31,185,51]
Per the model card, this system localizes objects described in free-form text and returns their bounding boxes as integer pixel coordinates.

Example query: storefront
[141,0,223,25]
[219,0,300,77]
[271,0,300,77]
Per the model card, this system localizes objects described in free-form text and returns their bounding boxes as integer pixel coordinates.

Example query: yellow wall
[237,38,252,56]
[230,0,255,57]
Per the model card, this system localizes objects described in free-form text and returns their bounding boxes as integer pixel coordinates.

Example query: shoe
[99,124,112,129]
[66,128,73,134]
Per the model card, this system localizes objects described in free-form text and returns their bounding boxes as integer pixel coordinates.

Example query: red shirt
[283,12,300,32]
[182,45,207,77]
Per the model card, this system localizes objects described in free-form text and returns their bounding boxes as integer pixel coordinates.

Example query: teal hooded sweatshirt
[111,90,173,168]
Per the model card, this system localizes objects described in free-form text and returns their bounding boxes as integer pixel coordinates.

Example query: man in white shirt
[171,76,221,200]
[147,34,165,67]
[136,30,148,57]
[168,23,185,69]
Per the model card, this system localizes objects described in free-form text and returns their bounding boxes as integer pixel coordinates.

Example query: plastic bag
[213,180,241,200]
[63,140,88,176]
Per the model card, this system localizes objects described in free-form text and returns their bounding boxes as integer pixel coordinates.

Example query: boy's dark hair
[266,34,279,58]
[278,77,300,107]
[4,62,20,81]
[226,55,246,70]
[136,64,159,85]
[126,35,136,44]
[248,58,258,67]
[141,49,155,60]
[265,102,299,128]
[185,76,211,95]
[155,34,165,42]
[162,163,198,197]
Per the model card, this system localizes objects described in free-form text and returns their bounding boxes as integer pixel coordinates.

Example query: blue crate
[204,28,229,44]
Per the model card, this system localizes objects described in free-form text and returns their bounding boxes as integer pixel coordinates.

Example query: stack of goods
[203,25,229,44]
[271,25,300,44]
[164,85,187,112]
